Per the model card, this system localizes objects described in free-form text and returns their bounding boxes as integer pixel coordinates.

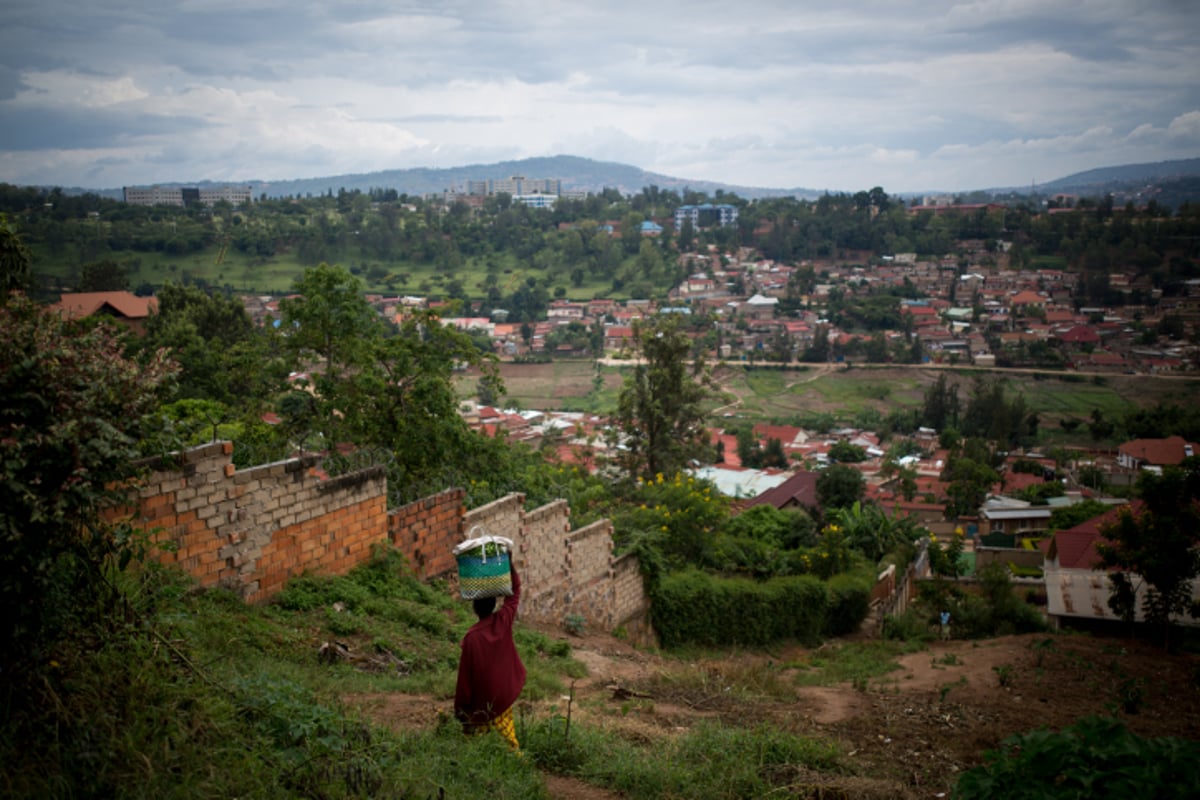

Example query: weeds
[993,664,1014,688]
[939,676,968,702]
[1031,637,1057,667]
[793,640,918,688]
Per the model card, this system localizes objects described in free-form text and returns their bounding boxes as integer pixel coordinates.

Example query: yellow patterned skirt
[464,706,520,751]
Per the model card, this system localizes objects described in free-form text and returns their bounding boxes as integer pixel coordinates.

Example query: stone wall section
[132,444,651,637]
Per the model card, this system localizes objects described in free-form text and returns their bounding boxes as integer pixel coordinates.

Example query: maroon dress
[454,566,527,726]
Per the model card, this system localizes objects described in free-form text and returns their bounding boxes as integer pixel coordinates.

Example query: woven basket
[457,547,513,600]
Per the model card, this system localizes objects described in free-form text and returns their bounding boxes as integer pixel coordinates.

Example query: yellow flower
[661,526,668,532]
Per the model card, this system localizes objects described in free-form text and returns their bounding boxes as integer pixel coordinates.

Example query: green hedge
[822,570,874,637]
[652,570,868,648]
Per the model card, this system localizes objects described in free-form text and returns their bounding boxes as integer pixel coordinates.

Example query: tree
[828,440,867,463]
[816,464,866,513]
[137,282,273,405]
[77,259,131,292]
[0,295,177,673]
[828,501,925,563]
[921,373,960,431]
[0,213,32,295]
[1048,499,1109,532]
[943,455,999,519]
[279,264,382,444]
[1097,462,1200,649]
[612,315,715,481]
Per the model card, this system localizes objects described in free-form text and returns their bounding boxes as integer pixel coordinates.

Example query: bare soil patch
[348,628,1200,798]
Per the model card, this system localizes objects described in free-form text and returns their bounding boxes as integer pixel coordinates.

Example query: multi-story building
[462,176,562,197]
[674,203,739,229]
[122,186,186,207]
[514,194,556,209]
[123,185,253,207]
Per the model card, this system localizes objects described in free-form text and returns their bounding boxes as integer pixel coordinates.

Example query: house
[51,291,158,334]
[1042,501,1200,628]
[1053,325,1101,348]
[979,496,1053,536]
[1117,436,1197,470]
[741,293,779,320]
[1010,290,1046,309]
[738,470,820,514]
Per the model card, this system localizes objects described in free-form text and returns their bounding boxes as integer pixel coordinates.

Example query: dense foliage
[651,569,831,648]
[0,294,176,674]
[953,715,1200,800]
[4,179,1199,311]
[1098,460,1200,648]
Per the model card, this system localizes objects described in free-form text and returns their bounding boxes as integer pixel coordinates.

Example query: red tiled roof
[1119,436,1195,466]
[1055,325,1100,344]
[1048,501,1141,570]
[753,424,806,448]
[52,291,157,320]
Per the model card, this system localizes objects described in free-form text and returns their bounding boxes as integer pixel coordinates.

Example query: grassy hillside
[0,548,904,799]
[9,541,1199,799]
[483,361,1194,448]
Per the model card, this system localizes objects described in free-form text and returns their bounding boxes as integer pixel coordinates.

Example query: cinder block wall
[135,442,387,602]
[131,444,651,638]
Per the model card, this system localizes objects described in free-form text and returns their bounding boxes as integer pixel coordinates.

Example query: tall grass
[523,716,845,800]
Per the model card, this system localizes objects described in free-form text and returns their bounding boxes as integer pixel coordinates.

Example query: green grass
[4,539,970,798]
[525,717,845,800]
[790,640,923,688]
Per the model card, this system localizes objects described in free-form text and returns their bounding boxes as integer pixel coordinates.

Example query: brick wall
[135,442,387,602]
[130,443,651,638]
[387,488,466,579]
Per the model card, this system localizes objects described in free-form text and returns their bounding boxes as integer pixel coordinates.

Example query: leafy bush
[953,715,1200,799]
[823,569,874,636]
[882,608,937,643]
[611,472,730,568]
[651,569,828,647]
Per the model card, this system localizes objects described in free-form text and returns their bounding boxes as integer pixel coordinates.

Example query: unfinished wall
[136,442,387,602]
[131,443,650,638]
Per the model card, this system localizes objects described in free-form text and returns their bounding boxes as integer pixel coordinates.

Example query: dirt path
[349,627,1200,799]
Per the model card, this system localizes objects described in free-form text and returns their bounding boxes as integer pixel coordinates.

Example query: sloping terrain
[350,626,1200,798]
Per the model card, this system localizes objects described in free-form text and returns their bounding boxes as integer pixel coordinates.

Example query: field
[32,240,626,301]
[479,360,1195,442]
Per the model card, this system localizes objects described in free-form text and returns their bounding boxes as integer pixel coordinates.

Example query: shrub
[953,715,1200,799]
[651,570,828,648]
[823,569,874,637]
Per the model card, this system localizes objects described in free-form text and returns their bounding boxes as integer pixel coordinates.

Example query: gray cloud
[0,0,1196,192]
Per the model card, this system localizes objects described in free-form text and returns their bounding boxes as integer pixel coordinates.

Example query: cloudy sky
[0,1,1197,194]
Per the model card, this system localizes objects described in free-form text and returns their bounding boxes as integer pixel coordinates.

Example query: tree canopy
[612,315,716,481]
[1098,461,1200,648]
[0,294,177,670]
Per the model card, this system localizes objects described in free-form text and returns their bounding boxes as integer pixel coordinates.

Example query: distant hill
[35,154,1200,207]
[1034,157,1200,192]
[246,155,821,201]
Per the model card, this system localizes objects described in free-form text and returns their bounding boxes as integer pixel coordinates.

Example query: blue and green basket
[454,536,513,600]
